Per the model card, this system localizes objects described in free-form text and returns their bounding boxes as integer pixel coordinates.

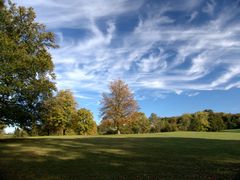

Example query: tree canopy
[41,90,77,135]
[0,1,57,130]
[100,80,139,134]
[72,108,97,135]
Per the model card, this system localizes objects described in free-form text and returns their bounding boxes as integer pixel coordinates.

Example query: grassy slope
[0,131,240,179]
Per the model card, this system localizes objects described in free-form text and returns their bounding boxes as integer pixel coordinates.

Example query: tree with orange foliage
[100,80,138,134]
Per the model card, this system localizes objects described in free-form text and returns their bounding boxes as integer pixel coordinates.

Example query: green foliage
[177,114,192,131]
[190,112,209,131]
[208,112,225,131]
[41,90,77,135]
[0,1,57,129]
[121,112,150,134]
[100,108,240,134]
[223,113,240,129]
[72,108,97,135]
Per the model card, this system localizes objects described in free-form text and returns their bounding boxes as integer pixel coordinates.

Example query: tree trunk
[117,128,121,134]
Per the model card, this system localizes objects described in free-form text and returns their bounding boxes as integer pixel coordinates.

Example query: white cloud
[225,82,240,90]
[13,0,144,29]
[202,0,216,15]
[74,94,94,100]
[188,11,199,22]
[137,52,168,73]
[211,66,240,88]
[188,92,200,97]
[175,90,183,95]
[12,0,240,100]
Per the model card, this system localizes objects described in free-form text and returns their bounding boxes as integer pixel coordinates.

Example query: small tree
[72,108,96,135]
[100,80,138,134]
[42,90,77,135]
[127,112,150,134]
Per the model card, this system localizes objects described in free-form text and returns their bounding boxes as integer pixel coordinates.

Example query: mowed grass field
[1,131,240,179]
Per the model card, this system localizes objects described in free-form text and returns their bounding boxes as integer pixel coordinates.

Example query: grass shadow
[0,136,240,179]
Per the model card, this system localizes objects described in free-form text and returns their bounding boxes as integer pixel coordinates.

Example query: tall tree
[100,79,138,134]
[0,1,57,130]
[42,90,76,135]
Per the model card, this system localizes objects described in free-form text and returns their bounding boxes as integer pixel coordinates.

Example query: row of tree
[39,90,97,136]
[148,110,240,133]
[98,109,240,134]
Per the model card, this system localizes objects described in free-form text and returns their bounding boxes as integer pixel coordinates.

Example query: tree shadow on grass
[223,129,240,133]
[0,136,240,179]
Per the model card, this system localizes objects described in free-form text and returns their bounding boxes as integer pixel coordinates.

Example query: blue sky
[14,0,240,122]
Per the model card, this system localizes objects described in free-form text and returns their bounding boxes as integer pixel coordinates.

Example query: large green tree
[0,1,57,130]
[100,80,139,134]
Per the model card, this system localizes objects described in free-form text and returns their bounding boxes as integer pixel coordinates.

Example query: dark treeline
[149,110,240,133]
[98,110,240,134]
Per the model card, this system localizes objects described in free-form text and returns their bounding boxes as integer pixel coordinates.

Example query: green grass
[0,131,240,179]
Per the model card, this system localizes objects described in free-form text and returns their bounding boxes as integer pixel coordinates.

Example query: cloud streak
[13,0,240,100]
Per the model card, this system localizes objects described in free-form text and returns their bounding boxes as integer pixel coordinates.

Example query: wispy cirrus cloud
[14,0,240,100]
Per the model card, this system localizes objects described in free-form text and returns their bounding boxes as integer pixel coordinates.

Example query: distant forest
[98,108,240,135]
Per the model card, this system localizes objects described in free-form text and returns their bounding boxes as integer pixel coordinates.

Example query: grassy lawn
[0,131,240,179]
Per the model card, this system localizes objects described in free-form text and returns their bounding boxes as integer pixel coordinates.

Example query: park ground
[0,130,240,179]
